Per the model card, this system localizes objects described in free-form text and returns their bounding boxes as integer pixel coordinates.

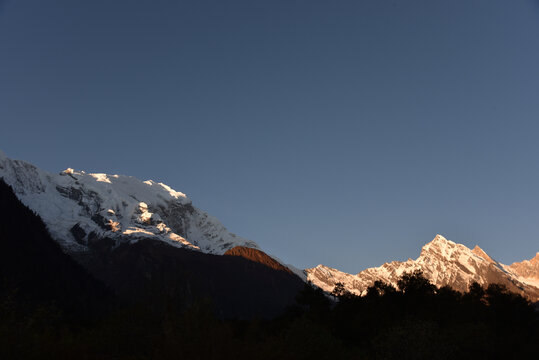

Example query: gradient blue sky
[1,0,538,273]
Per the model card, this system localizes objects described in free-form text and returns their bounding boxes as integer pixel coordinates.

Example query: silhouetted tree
[467,281,485,301]
[331,282,355,300]
[396,270,436,296]
[295,284,331,320]
[366,280,397,298]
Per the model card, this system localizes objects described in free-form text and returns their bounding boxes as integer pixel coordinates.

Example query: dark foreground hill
[77,239,305,319]
[0,178,114,321]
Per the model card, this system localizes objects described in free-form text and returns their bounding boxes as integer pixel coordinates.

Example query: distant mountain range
[1,150,538,308]
[306,235,539,301]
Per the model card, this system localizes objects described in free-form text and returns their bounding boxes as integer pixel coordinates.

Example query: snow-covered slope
[0,151,258,254]
[306,235,539,301]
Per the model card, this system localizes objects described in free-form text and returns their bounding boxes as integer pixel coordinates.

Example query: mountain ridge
[2,151,538,302]
[306,234,539,301]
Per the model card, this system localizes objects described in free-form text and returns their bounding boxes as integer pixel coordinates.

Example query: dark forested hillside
[0,178,114,320]
[79,238,305,319]
[327,271,539,359]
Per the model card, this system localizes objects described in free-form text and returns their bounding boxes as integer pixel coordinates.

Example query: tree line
[2,270,537,359]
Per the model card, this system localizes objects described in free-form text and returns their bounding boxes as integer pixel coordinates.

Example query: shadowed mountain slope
[79,240,305,319]
[0,179,114,320]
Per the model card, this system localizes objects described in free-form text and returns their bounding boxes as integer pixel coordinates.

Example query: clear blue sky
[1,0,538,273]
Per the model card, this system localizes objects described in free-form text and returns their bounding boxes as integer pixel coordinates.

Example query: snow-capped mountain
[306,235,539,301]
[0,151,258,255]
[3,151,538,302]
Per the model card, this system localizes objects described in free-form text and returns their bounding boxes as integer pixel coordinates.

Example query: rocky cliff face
[306,235,539,301]
[0,151,258,255]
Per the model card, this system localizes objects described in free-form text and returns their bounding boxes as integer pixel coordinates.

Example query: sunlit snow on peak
[0,151,258,255]
[90,173,112,183]
[143,180,187,200]
[306,233,539,301]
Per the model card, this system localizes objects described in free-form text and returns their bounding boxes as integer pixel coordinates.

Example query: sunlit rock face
[0,151,258,255]
[306,235,539,301]
[224,246,294,274]
[505,253,539,290]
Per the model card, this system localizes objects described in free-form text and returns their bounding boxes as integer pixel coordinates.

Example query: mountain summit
[0,151,258,255]
[306,235,539,301]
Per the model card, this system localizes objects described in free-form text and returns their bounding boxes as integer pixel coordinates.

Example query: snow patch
[90,173,112,183]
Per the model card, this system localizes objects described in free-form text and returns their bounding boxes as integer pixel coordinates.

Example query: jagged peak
[314,264,330,269]
[433,234,448,242]
[418,234,477,263]
[471,245,496,264]
[421,234,453,252]
[472,245,484,254]
[425,234,453,246]
[311,264,341,272]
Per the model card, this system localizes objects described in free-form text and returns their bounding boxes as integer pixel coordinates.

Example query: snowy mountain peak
[0,151,258,255]
[306,235,539,301]
[419,234,464,260]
